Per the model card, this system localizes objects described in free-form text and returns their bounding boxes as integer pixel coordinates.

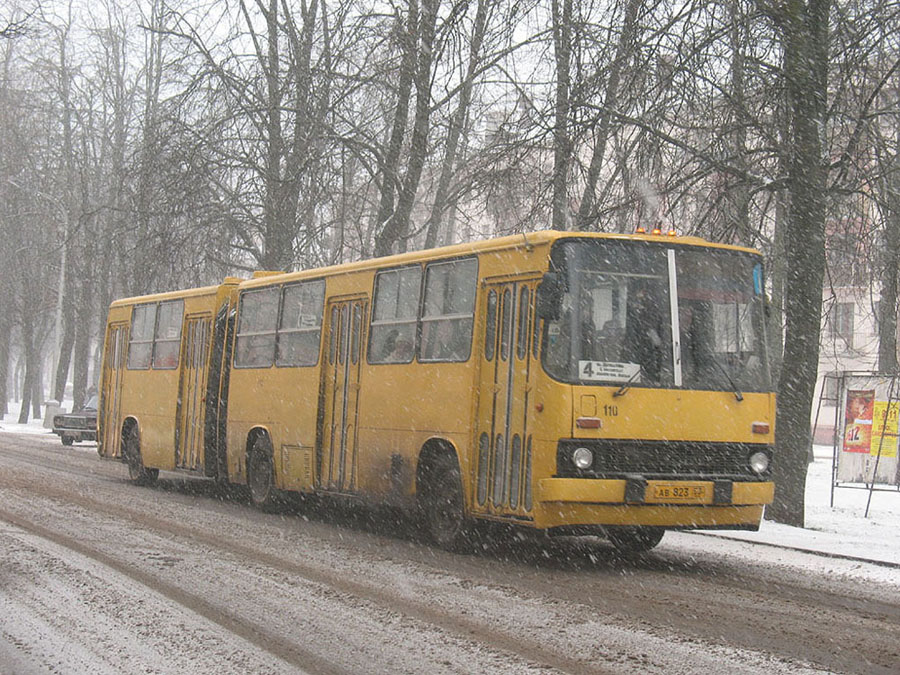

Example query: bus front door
[175,315,212,471]
[99,322,128,458]
[475,279,538,518]
[319,298,366,492]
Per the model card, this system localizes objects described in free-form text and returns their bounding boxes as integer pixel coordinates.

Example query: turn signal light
[752,421,770,434]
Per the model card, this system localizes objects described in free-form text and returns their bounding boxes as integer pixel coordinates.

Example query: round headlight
[749,451,770,474]
[572,447,593,470]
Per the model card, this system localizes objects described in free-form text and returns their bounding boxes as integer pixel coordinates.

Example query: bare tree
[767,0,831,527]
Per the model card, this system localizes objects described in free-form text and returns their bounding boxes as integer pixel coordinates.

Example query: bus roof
[238,229,762,290]
[109,280,240,308]
[108,231,763,306]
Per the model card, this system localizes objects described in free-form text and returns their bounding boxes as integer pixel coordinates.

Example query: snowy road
[1,434,898,674]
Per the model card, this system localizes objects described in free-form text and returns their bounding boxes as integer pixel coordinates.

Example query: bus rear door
[99,322,129,458]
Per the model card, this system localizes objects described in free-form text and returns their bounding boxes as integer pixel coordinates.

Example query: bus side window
[277,280,324,367]
[484,290,497,361]
[517,287,530,360]
[127,304,156,370]
[152,300,183,369]
[368,266,421,364]
[500,289,511,361]
[420,258,476,362]
[235,288,279,368]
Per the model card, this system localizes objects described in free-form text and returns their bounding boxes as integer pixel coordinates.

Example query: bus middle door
[319,297,366,492]
[175,315,213,471]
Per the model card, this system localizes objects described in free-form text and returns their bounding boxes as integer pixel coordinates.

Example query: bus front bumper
[532,477,774,529]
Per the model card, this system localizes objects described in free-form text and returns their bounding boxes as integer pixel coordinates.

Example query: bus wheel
[606,526,664,553]
[61,436,74,446]
[421,454,469,551]
[247,437,276,511]
[123,426,158,486]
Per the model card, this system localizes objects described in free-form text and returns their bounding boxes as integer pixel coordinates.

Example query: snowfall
[2,402,899,582]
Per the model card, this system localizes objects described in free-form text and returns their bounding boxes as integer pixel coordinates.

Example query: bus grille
[556,440,770,479]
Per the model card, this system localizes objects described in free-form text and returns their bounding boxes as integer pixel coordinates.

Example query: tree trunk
[388,0,440,254]
[53,255,77,401]
[32,359,43,420]
[769,0,832,527]
[878,204,900,373]
[72,276,92,411]
[374,0,418,257]
[282,0,322,268]
[878,133,900,373]
[17,316,35,424]
[725,0,752,245]
[0,309,8,416]
[550,0,573,229]
[424,0,490,249]
[575,0,640,231]
[768,192,787,382]
[260,0,288,271]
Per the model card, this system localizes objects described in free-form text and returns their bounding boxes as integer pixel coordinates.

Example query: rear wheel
[61,436,74,446]
[420,453,470,551]
[606,526,664,553]
[123,425,158,486]
[247,436,277,511]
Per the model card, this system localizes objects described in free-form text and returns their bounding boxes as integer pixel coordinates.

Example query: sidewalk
[701,445,900,567]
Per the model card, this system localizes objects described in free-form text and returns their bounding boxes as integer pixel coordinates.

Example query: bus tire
[123,425,158,486]
[420,453,469,551]
[247,436,276,511]
[606,526,664,553]
[61,436,74,446]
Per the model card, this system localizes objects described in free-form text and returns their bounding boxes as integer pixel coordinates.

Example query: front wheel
[123,426,158,486]
[420,454,470,551]
[605,526,664,553]
[61,436,74,446]
[247,437,277,511]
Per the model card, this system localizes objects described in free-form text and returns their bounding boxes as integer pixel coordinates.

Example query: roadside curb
[688,530,900,569]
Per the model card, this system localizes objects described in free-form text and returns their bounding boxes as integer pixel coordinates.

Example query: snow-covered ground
[698,445,900,570]
[3,402,899,570]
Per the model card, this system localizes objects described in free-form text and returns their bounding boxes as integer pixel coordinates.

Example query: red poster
[843,390,874,454]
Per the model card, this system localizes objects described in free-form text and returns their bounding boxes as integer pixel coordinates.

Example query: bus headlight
[749,451,770,474]
[572,447,594,470]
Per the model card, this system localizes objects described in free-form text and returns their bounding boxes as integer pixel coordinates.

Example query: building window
[829,302,854,347]
[822,371,840,402]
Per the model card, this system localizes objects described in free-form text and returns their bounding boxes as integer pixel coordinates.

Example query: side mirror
[536,272,563,320]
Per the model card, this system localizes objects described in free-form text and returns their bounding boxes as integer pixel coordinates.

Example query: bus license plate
[647,482,711,504]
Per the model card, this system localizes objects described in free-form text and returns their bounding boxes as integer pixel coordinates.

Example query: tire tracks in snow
[0,468,612,675]
[0,504,340,675]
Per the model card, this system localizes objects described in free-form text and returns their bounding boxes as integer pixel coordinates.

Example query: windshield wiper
[613,366,643,397]
[709,356,743,402]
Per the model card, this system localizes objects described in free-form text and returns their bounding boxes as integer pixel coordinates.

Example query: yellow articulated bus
[99,230,775,552]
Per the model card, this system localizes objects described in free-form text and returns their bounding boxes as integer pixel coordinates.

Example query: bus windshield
[543,240,770,393]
